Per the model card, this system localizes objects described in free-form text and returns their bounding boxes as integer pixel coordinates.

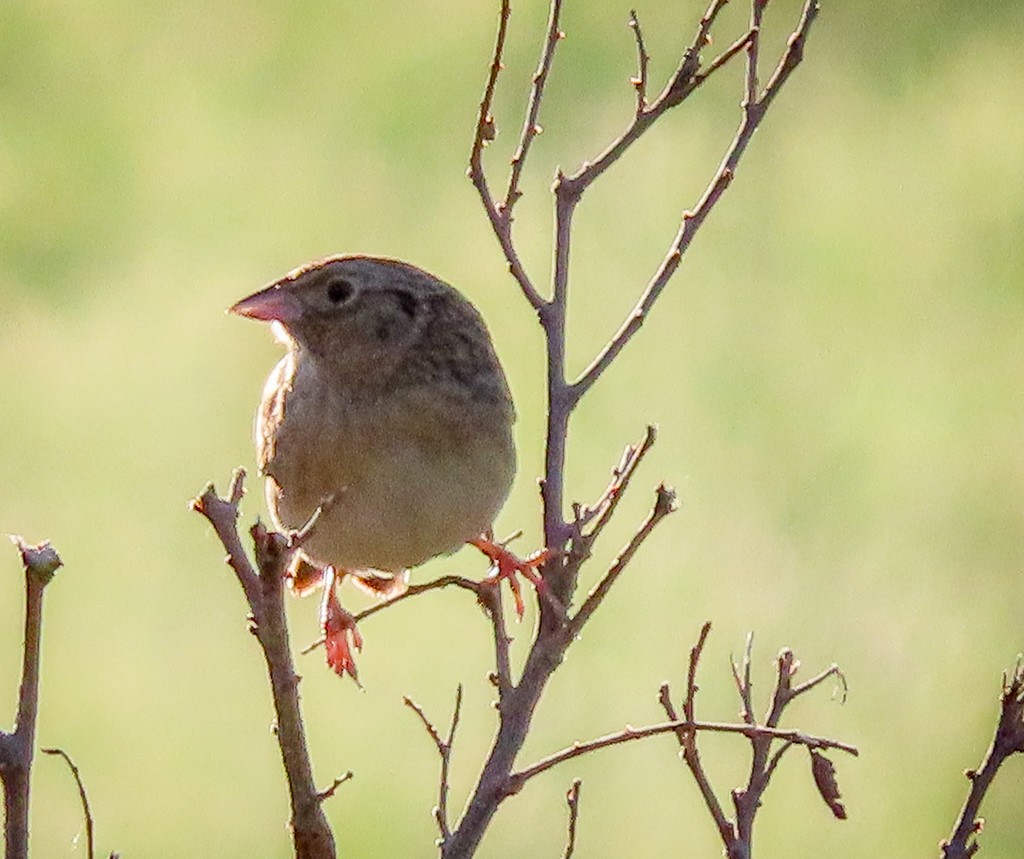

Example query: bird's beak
[229,283,303,323]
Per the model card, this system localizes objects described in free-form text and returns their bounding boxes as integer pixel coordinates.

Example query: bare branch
[941,660,1024,859]
[569,484,677,635]
[758,0,821,113]
[571,425,657,545]
[290,493,336,550]
[191,478,336,859]
[1,538,61,859]
[404,686,464,846]
[697,28,757,87]
[508,717,857,791]
[452,1,826,853]
[767,650,846,727]
[627,10,649,115]
[189,472,261,610]
[468,0,545,310]
[300,574,482,655]
[728,633,849,853]
[571,0,823,399]
[744,0,766,109]
[562,779,582,859]
[660,623,734,847]
[554,0,730,213]
[478,586,514,700]
[41,748,95,859]
[505,0,565,216]
[685,622,714,726]
[731,633,756,725]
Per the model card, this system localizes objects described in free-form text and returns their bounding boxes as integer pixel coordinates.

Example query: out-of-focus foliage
[1,1,1022,856]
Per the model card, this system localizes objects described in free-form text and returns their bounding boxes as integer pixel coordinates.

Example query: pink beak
[229,283,303,322]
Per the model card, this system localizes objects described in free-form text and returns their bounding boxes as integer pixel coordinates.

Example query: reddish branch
[940,662,1024,859]
[1,538,62,859]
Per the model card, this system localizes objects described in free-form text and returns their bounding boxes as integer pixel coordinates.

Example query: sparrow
[231,255,544,679]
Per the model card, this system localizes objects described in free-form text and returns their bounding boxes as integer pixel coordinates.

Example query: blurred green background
[2,0,1023,856]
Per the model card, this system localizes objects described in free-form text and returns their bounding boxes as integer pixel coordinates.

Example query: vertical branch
[562,779,582,858]
[404,687,464,848]
[454,1,825,856]
[0,538,62,859]
[505,0,566,215]
[469,0,545,309]
[192,482,338,859]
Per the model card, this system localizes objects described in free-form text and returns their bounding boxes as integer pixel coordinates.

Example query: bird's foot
[470,536,552,620]
[319,566,363,685]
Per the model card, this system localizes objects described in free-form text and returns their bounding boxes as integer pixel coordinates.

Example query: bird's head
[230,255,438,372]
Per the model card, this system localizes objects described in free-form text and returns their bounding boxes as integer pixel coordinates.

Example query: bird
[230,255,545,680]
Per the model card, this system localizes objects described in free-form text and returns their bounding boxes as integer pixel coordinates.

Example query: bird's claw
[470,537,552,620]
[320,568,363,685]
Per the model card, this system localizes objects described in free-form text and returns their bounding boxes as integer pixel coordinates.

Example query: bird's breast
[258,355,515,572]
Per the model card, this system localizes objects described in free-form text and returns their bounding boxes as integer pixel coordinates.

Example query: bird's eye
[326,278,355,304]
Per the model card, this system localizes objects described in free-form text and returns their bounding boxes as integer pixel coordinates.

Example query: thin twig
[731,633,756,725]
[744,0,765,109]
[569,484,676,635]
[505,0,565,216]
[941,660,1024,859]
[696,28,757,87]
[571,425,657,543]
[571,0,823,399]
[479,586,514,700]
[660,623,735,848]
[628,10,649,115]
[554,0,731,210]
[316,772,354,803]
[189,471,261,610]
[42,748,95,859]
[468,0,545,310]
[508,717,857,791]
[300,574,482,655]
[404,686,464,846]
[758,0,820,113]
[562,779,582,859]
